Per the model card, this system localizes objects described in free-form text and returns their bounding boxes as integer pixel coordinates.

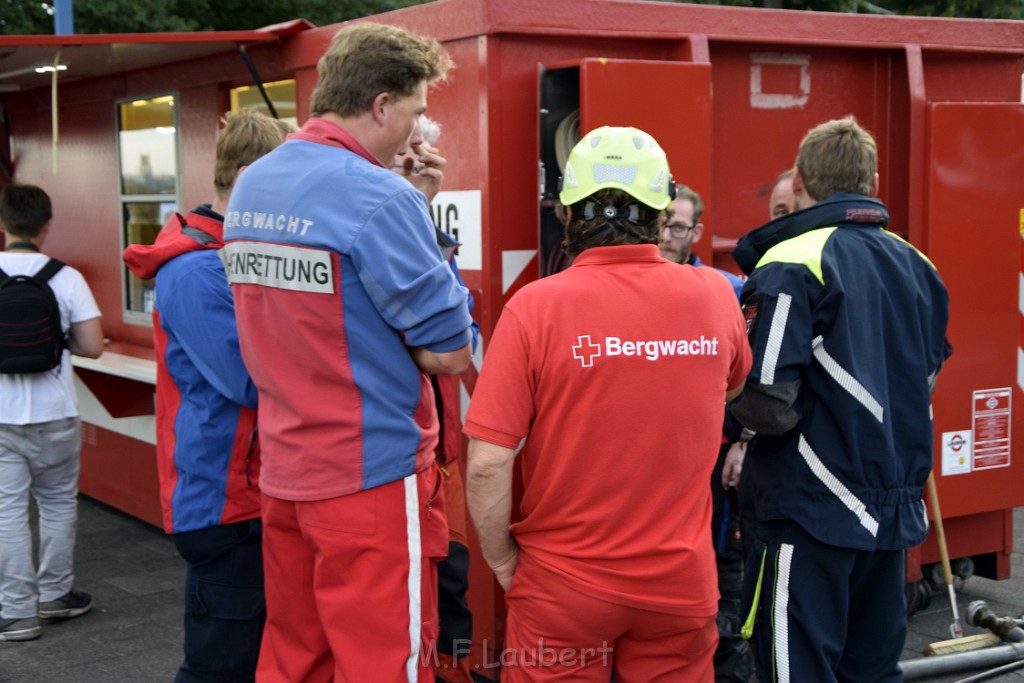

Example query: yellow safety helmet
[559,126,674,210]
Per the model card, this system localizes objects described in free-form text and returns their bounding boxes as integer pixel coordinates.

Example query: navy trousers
[741,519,905,683]
[710,445,755,683]
[437,539,474,655]
[172,519,265,683]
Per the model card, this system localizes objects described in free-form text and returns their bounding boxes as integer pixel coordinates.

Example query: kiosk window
[230,80,297,127]
[117,94,181,325]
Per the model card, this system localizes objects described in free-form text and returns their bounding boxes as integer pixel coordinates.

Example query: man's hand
[489,544,520,592]
[721,441,747,489]
[399,141,446,202]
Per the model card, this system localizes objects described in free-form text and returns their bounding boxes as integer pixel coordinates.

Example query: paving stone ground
[0,497,1021,682]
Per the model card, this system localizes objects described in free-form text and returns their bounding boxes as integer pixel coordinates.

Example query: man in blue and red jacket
[222,24,473,682]
[122,110,292,683]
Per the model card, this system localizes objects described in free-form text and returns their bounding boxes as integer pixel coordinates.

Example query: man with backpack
[0,183,104,642]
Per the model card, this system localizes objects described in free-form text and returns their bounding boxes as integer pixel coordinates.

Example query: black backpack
[0,258,66,373]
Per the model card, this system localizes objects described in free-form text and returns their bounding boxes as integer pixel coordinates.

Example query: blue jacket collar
[732,194,889,275]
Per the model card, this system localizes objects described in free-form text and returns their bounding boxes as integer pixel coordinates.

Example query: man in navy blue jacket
[729,116,951,683]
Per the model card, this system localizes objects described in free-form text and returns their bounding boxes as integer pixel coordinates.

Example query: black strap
[4,241,39,252]
[0,257,64,284]
[33,258,65,283]
[4,240,39,250]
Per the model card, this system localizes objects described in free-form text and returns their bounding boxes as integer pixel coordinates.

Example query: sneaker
[38,589,93,620]
[0,616,41,641]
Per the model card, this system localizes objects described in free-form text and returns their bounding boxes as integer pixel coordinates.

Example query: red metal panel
[707,44,911,246]
[918,511,1013,580]
[926,102,1024,528]
[79,422,162,528]
[76,368,154,419]
[579,59,713,264]
[363,0,1024,55]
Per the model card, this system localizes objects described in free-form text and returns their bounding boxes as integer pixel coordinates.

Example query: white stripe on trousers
[774,544,795,683]
[404,473,422,682]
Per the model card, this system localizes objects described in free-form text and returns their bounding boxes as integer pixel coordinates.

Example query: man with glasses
[660,184,752,682]
[659,184,744,298]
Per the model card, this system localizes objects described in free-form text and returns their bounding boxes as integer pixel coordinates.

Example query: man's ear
[792,166,816,205]
[792,167,805,196]
[692,222,705,244]
[556,204,572,227]
[371,92,391,126]
[870,172,880,197]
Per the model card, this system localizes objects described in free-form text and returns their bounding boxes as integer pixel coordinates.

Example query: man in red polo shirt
[465,126,751,682]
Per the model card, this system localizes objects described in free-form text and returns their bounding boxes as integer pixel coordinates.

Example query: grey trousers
[0,417,81,619]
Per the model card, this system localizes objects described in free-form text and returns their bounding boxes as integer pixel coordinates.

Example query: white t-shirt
[0,252,102,425]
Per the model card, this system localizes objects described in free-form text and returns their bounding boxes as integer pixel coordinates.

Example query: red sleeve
[463,304,535,449]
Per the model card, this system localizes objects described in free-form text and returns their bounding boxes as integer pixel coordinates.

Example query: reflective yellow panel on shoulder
[884,230,939,270]
[755,227,837,285]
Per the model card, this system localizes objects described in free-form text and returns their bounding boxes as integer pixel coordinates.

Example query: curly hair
[559,189,663,258]
[310,23,452,118]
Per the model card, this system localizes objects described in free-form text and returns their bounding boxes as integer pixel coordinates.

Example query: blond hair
[310,23,452,118]
[795,116,877,201]
[214,110,294,196]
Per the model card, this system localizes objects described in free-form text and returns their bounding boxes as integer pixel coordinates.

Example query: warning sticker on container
[941,430,972,476]
[972,388,1011,470]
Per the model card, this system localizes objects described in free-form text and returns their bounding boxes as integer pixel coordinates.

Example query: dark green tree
[182,0,429,31]
[678,0,1023,15]
[0,0,430,34]
[1,0,1019,35]
[0,0,55,33]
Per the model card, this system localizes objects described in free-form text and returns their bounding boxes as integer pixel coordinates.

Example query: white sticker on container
[941,430,972,476]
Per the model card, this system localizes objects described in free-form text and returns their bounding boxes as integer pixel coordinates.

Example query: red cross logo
[572,335,601,368]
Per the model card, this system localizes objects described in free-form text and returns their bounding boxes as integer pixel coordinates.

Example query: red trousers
[502,554,717,683]
[256,468,447,682]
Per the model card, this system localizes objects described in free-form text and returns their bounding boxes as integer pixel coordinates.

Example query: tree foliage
[0,0,1019,35]
[0,0,426,34]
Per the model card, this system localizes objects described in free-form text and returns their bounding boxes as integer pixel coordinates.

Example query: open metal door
[540,59,713,275]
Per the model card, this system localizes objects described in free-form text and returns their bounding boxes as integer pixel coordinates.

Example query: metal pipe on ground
[900,642,1024,681]
[952,658,1024,683]
[967,600,1024,643]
